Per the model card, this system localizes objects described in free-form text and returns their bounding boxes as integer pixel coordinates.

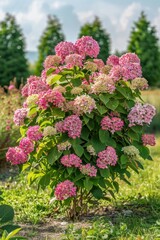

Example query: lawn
[0,136,160,239]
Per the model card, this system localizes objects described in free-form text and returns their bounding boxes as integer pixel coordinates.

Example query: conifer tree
[128,12,160,86]
[0,13,29,86]
[78,17,110,62]
[35,15,65,75]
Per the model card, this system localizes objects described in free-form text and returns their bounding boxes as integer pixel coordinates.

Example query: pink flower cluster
[55,115,82,139]
[27,125,43,141]
[43,55,61,68]
[73,95,96,115]
[75,36,100,58]
[38,89,65,110]
[101,116,124,134]
[128,103,156,127]
[21,77,49,97]
[142,134,156,146]
[61,154,82,167]
[93,59,105,70]
[96,146,118,169]
[19,137,34,154]
[108,53,142,81]
[13,108,28,126]
[65,54,83,68]
[91,74,115,94]
[55,41,77,62]
[107,55,119,66]
[55,180,77,200]
[6,147,28,165]
[80,163,97,177]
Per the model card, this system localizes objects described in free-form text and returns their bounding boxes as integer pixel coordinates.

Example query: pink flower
[43,55,61,68]
[109,65,122,82]
[96,146,118,169]
[101,116,124,134]
[27,126,43,141]
[38,89,65,110]
[128,103,156,127]
[19,137,34,154]
[73,95,96,115]
[122,63,142,80]
[63,115,82,139]
[106,55,119,66]
[27,76,41,84]
[55,41,77,62]
[55,121,66,133]
[6,147,28,165]
[119,53,140,65]
[61,154,82,167]
[13,108,28,126]
[79,164,97,177]
[55,180,77,200]
[93,59,105,70]
[28,80,50,96]
[8,84,15,90]
[65,54,83,68]
[75,36,100,58]
[21,84,29,97]
[142,134,156,146]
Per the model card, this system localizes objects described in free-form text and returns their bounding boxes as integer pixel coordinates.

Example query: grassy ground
[0,137,160,239]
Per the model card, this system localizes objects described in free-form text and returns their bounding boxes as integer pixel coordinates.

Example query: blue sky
[0,0,159,52]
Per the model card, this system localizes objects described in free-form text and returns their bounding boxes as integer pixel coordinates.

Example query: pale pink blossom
[55,180,77,200]
[75,36,100,58]
[19,137,34,154]
[27,126,43,141]
[6,147,28,165]
[55,41,77,62]
[61,154,82,167]
[101,116,124,134]
[96,146,118,169]
[142,134,156,146]
[13,108,28,126]
[79,164,97,177]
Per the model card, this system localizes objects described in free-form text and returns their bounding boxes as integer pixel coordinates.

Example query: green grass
[0,137,160,239]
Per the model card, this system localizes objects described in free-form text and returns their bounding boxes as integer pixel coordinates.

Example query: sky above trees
[0,0,159,52]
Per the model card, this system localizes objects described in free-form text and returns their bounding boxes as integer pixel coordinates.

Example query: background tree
[128,11,160,86]
[0,13,29,87]
[78,16,111,62]
[35,15,65,75]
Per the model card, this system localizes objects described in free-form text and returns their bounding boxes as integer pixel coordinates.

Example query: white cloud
[119,2,141,31]
[76,10,95,24]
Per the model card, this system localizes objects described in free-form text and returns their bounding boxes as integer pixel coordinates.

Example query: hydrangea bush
[6,36,156,219]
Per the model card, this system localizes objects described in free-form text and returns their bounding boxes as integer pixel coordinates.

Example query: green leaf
[83,115,90,125]
[128,130,140,141]
[81,127,90,140]
[91,136,106,153]
[71,78,82,87]
[105,99,119,111]
[46,74,62,85]
[91,187,103,199]
[120,155,128,165]
[99,94,111,105]
[131,126,143,133]
[6,228,21,239]
[39,173,51,189]
[67,167,74,175]
[51,108,65,118]
[99,169,110,178]
[73,144,84,157]
[46,68,56,76]
[0,204,14,223]
[96,104,108,115]
[116,86,133,100]
[113,181,119,193]
[87,119,95,131]
[99,129,109,144]
[47,147,62,164]
[84,178,93,191]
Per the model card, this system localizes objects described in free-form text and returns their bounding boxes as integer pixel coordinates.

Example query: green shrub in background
[0,83,22,164]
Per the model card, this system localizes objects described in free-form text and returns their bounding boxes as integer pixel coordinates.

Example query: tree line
[0,12,160,87]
